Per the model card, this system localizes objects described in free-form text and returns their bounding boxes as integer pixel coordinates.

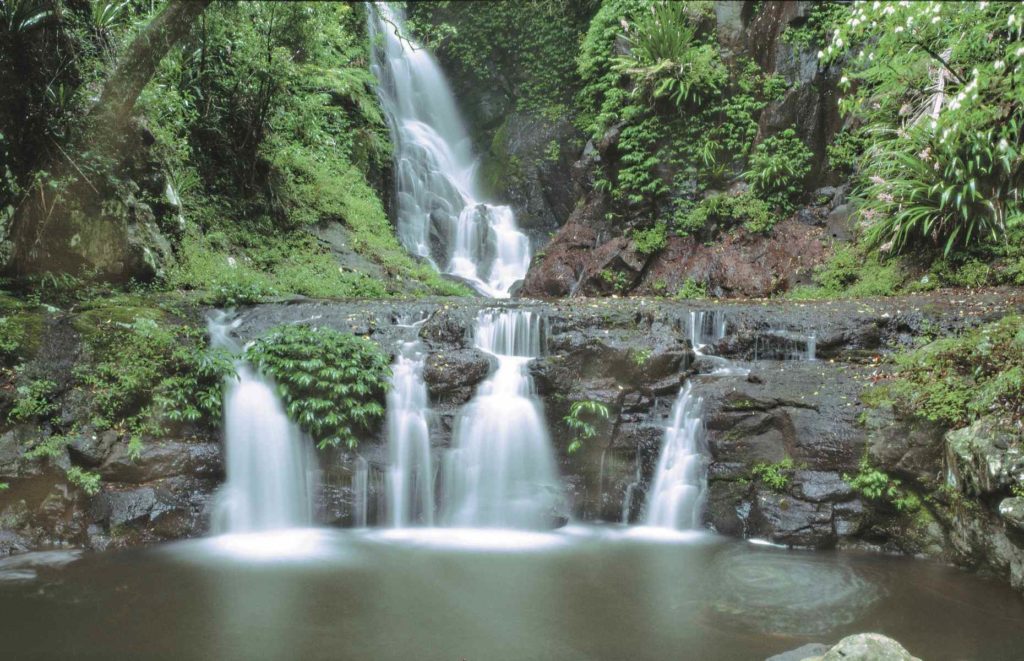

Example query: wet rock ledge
[1,290,1023,592]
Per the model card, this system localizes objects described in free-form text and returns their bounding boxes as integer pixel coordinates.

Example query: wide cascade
[368,4,531,298]
[441,309,563,528]
[209,316,316,533]
[385,319,435,527]
[645,382,707,529]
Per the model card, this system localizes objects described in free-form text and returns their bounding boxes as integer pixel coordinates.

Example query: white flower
[999,138,1009,151]
[931,15,940,23]
[895,25,904,32]
[980,0,988,8]
[994,60,1005,71]
[840,75,849,85]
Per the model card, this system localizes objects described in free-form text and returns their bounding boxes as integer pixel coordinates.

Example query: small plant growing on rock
[751,457,794,492]
[844,455,920,512]
[563,400,610,454]
[245,325,390,449]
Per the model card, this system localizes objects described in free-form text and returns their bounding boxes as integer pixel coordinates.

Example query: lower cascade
[441,309,564,528]
[645,383,707,530]
[385,323,435,527]
[209,316,316,534]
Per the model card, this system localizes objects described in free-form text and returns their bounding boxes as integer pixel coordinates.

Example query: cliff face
[7,292,1023,592]
[519,1,848,299]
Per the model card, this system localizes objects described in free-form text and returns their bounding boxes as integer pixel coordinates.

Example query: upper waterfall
[368,3,531,298]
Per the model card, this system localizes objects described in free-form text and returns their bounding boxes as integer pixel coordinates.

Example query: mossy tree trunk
[4,0,210,281]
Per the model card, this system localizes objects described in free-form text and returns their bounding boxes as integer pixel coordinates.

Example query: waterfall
[645,383,707,530]
[368,4,531,298]
[209,316,317,534]
[385,339,435,527]
[441,310,563,528]
[689,310,727,354]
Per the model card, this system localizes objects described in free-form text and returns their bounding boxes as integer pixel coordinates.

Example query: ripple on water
[708,546,882,636]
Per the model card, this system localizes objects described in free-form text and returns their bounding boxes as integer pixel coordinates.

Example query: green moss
[885,315,1024,427]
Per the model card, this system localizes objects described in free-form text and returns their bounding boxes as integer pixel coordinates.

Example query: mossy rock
[71,300,166,346]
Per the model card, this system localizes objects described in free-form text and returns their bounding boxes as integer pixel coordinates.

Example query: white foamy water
[209,316,317,534]
[369,4,531,297]
[441,310,564,528]
[645,382,707,530]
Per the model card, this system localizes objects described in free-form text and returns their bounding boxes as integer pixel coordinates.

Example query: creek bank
[1,290,1023,592]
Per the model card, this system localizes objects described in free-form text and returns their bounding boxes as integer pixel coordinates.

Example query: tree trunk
[89,0,211,135]
[5,0,211,280]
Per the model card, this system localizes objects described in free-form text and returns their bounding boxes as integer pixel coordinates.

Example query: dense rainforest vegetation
[0,1,1022,600]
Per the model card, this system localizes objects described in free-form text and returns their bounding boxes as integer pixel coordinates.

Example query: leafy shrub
[8,378,58,422]
[751,457,794,492]
[76,314,235,450]
[886,315,1024,427]
[616,1,726,108]
[674,192,775,236]
[563,400,610,454]
[787,245,903,300]
[65,465,101,496]
[630,223,668,255]
[858,124,1022,257]
[245,325,390,449]
[824,2,1024,261]
[673,278,708,300]
[744,128,812,212]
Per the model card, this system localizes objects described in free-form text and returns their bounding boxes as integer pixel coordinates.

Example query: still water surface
[1,526,1022,660]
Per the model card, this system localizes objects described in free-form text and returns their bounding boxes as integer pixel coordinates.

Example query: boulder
[818,633,921,661]
[423,349,491,404]
[945,419,1024,496]
[98,440,223,484]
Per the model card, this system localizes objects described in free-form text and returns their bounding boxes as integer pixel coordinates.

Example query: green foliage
[563,399,610,454]
[616,1,726,108]
[675,192,775,236]
[826,128,866,175]
[744,129,812,213]
[630,223,667,255]
[844,455,920,512]
[825,1,1024,261]
[673,278,708,300]
[65,465,101,496]
[787,245,903,300]
[600,268,631,294]
[886,315,1024,427]
[245,325,390,449]
[858,123,1022,257]
[781,2,847,51]
[75,313,235,447]
[629,348,652,366]
[8,378,57,422]
[751,457,794,492]
[410,0,591,116]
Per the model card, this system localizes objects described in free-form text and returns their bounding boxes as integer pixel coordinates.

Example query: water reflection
[1,528,1023,661]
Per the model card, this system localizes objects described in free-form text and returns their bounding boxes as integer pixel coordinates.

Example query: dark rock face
[482,112,584,248]
[701,362,867,548]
